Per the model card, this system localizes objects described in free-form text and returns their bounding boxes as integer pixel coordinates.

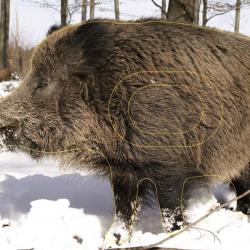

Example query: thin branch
[205,5,238,24]
[108,247,209,250]
[147,189,250,249]
[192,226,221,244]
[151,0,168,18]
[205,0,250,25]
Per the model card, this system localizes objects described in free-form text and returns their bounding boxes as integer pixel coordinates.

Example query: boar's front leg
[104,174,143,247]
[233,165,250,214]
[156,176,183,233]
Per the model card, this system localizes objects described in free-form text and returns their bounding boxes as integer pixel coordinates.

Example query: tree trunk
[202,0,208,26]
[81,0,87,21]
[161,0,166,19]
[114,0,120,20]
[0,0,10,69]
[14,10,22,75]
[167,0,189,23]
[235,0,241,33]
[90,0,95,20]
[167,0,200,24]
[17,46,22,75]
[193,0,200,25]
[61,0,68,26]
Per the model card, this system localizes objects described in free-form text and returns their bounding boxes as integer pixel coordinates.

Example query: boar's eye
[35,78,48,91]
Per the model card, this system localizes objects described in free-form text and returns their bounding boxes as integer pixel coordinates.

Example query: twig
[147,189,250,248]
[192,227,221,244]
[108,247,206,250]
[17,248,34,250]
[107,189,250,250]
[109,247,214,250]
[151,0,168,18]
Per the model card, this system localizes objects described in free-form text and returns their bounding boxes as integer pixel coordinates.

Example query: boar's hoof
[237,200,250,214]
[161,207,183,232]
[103,219,131,248]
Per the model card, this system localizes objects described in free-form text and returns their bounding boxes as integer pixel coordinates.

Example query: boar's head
[0,24,103,162]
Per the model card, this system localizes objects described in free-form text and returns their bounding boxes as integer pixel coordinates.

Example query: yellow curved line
[2,69,223,152]
[43,19,250,42]
[127,83,204,135]
[180,174,237,220]
[108,70,224,148]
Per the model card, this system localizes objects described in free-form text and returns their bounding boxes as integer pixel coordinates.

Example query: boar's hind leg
[156,172,211,232]
[233,166,250,214]
[105,175,145,246]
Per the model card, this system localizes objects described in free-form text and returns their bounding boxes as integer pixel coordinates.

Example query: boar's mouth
[0,117,19,150]
[0,123,18,150]
[0,125,42,159]
[20,133,43,159]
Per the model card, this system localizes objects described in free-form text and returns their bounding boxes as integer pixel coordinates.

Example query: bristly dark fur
[0,19,250,242]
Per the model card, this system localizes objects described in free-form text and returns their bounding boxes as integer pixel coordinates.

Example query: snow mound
[0,199,102,250]
[0,80,20,98]
[0,197,249,250]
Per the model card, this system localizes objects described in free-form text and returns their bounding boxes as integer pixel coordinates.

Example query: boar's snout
[0,115,19,132]
[0,113,20,151]
[0,94,20,133]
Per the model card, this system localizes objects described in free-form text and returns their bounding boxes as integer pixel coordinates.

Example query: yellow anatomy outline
[108,70,224,148]
[180,175,237,217]
[127,83,204,135]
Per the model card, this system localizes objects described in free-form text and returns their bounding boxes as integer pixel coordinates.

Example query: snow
[0,80,20,98]
[0,80,250,250]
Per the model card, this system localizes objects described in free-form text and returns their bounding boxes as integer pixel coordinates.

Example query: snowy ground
[0,80,250,250]
[0,80,20,98]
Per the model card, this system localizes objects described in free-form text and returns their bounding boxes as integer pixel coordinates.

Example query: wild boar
[0,20,250,245]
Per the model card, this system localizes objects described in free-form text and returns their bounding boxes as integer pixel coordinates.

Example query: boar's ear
[47,24,63,36]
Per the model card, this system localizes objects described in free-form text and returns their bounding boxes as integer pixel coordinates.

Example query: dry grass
[8,43,33,78]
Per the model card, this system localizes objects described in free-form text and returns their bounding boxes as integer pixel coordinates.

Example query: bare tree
[202,1,237,26]
[61,0,68,26]
[152,0,249,30]
[202,0,250,28]
[90,0,95,19]
[167,0,188,22]
[202,0,208,26]
[24,0,72,24]
[161,0,167,19]
[114,0,120,20]
[24,0,103,23]
[82,0,87,21]
[13,10,22,74]
[0,0,10,69]
[193,0,200,24]
[235,0,241,33]
[152,0,201,24]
